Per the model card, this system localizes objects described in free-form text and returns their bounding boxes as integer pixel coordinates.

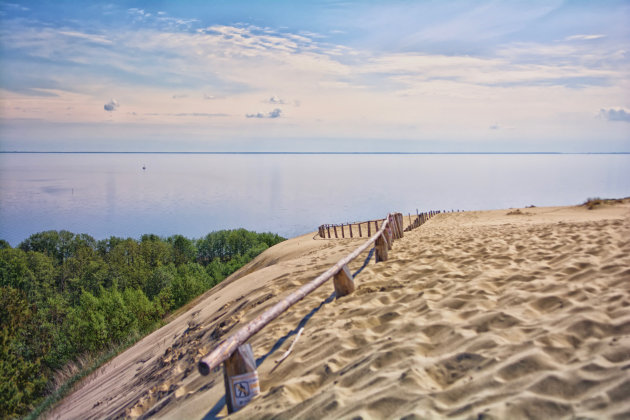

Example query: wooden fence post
[349,224,353,238]
[367,222,371,237]
[341,224,345,238]
[388,215,396,240]
[392,214,400,239]
[333,265,355,298]
[358,223,362,237]
[383,225,392,249]
[334,225,338,238]
[223,343,260,413]
[375,233,389,262]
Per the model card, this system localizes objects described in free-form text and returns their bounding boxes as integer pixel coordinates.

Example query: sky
[0,0,629,152]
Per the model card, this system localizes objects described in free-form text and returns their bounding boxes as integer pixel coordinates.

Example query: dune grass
[582,197,625,210]
[25,327,160,420]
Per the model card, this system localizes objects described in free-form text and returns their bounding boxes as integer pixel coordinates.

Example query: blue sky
[0,0,628,152]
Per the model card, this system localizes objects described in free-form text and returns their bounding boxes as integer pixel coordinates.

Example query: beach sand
[49,201,630,419]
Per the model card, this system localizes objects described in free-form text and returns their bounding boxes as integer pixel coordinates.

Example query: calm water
[1,153,629,246]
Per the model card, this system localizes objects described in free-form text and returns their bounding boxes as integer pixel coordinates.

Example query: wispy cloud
[1,1,628,150]
[172,113,228,117]
[57,30,112,45]
[565,34,605,41]
[246,108,282,119]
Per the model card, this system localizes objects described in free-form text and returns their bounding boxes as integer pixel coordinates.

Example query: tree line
[0,228,284,418]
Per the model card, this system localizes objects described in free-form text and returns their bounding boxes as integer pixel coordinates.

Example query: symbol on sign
[234,381,250,398]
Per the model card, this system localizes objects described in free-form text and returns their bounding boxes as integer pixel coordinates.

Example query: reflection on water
[1,153,629,245]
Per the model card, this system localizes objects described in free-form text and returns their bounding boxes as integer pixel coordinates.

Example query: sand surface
[49,201,630,419]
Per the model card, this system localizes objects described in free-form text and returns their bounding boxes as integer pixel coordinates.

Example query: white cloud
[2,14,628,147]
[104,99,119,112]
[267,95,285,104]
[246,108,282,119]
[600,108,630,122]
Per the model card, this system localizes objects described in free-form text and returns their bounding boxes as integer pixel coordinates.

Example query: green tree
[19,231,96,265]
[0,248,35,298]
[64,291,108,353]
[1,228,285,417]
[168,235,197,266]
[140,235,173,268]
[169,263,211,308]
[144,264,176,301]
[107,239,149,290]
[0,287,49,418]
[122,288,159,333]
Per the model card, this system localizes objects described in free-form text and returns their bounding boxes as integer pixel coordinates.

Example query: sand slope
[49,202,630,419]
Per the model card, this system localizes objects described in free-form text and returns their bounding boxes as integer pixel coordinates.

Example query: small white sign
[229,371,260,409]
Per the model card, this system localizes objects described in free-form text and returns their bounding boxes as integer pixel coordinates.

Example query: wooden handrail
[198,214,392,376]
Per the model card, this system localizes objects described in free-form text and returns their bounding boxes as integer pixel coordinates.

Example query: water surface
[1,153,629,246]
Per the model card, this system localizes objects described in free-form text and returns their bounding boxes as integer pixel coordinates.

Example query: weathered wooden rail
[198,210,437,413]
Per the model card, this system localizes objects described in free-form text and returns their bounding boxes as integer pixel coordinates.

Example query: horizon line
[2,151,630,155]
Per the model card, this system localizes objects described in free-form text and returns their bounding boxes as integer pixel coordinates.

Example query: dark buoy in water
[142,165,146,170]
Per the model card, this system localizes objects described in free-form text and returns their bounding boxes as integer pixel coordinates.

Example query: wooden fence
[318,218,386,239]
[404,210,439,232]
[318,210,443,238]
[198,211,438,413]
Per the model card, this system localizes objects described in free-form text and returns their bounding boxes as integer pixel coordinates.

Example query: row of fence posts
[198,211,439,413]
[404,210,440,232]
[318,219,386,239]
[318,210,446,239]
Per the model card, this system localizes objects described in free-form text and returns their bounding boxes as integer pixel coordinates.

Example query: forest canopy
[0,229,284,418]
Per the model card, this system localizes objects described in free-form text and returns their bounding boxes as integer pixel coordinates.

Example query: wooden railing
[318,210,443,239]
[197,211,437,413]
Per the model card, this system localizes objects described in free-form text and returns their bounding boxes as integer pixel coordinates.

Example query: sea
[1,152,629,246]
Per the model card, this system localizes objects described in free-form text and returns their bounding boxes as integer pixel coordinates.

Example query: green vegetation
[582,197,625,210]
[0,229,284,419]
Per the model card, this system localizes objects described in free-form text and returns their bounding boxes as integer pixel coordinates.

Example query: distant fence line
[404,210,439,232]
[318,218,386,239]
[319,209,450,239]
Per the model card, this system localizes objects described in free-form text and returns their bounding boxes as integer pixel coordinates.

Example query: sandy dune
[49,201,630,419]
